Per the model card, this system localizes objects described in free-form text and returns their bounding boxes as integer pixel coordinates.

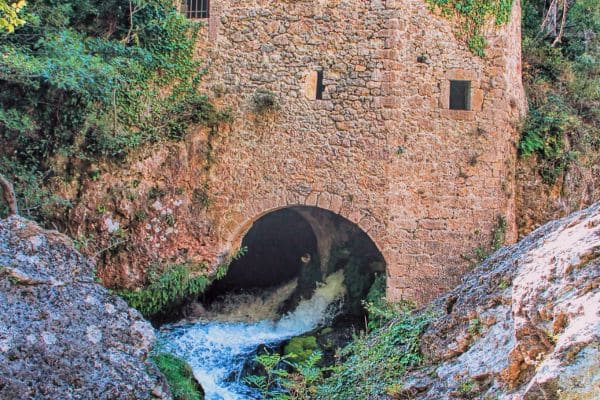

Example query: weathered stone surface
[516,153,600,238]
[398,202,600,399]
[0,217,169,400]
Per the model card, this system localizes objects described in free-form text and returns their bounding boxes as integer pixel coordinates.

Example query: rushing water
[158,270,347,400]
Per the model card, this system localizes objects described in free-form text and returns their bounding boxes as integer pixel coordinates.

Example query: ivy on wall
[425,0,514,56]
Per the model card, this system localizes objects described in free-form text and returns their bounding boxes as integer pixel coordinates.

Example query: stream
[157,270,347,400]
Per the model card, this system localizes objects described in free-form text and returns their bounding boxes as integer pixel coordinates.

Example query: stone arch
[227,203,388,272]
[211,204,387,314]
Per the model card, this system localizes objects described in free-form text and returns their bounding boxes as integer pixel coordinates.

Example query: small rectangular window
[449,80,471,110]
[316,70,325,100]
[183,0,209,19]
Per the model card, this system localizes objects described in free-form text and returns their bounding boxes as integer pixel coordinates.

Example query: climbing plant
[425,0,514,56]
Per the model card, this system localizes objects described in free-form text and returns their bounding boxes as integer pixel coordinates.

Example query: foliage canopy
[0,0,223,221]
[0,0,26,33]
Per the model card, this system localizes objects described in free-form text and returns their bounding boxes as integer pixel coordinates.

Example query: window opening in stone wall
[316,70,325,100]
[449,80,471,110]
[183,0,209,19]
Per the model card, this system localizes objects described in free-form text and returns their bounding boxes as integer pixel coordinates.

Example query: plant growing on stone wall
[491,215,507,251]
[466,215,508,267]
[118,246,247,318]
[251,89,280,113]
[117,262,211,318]
[425,0,514,56]
[192,185,211,209]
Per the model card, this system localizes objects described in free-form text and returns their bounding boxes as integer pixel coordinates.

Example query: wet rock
[403,202,600,399]
[0,216,170,400]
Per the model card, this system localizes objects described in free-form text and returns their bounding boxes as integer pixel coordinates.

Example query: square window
[449,80,471,110]
[183,0,209,19]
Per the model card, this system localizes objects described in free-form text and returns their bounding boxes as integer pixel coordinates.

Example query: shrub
[317,305,432,399]
[251,89,279,113]
[118,246,247,318]
[519,0,600,184]
[245,350,325,400]
[117,263,210,319]
[0,0,226,225]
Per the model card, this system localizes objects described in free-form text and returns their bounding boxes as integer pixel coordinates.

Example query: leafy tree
[0,1,223,222]
[0,0,26,33]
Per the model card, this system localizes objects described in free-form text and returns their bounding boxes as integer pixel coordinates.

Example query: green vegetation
[118,246,247,318]
[363,273,395,330]
[251,89,279,113]
[491,215,507,251]
[457,378,478,398]
[117,262,210,318]
[151,352,203,400]
[244,301,431,400]
[468,317,482,336]
[519,0,599,184]
[318,305,431,399]
[0,0,226,222]
[284,336,320,363]
[245,350,326,400]
[0,0,26,33]
[467,215,508,266]
[425,0,514,56]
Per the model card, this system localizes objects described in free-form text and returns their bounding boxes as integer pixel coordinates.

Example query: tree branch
[0,173,18,216]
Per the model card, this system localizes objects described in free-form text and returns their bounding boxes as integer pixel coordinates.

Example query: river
[157,270,347,399]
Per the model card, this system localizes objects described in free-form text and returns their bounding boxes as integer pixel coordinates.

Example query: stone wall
[68,0,526,304]
[193,0,526,303]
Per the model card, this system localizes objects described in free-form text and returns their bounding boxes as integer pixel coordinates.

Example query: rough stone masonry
[193,0,527,303]
[71,0,527,304]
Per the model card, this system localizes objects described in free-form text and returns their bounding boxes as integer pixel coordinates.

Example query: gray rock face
[399,202,600,399]
[0,217,170,400]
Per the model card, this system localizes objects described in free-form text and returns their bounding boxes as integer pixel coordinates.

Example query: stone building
[177,0,527,303]
[84,0,526,304]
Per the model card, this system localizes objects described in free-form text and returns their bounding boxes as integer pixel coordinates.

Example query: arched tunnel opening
[199,206,386,323]
[165,206,388,396]
[211,208,321,291]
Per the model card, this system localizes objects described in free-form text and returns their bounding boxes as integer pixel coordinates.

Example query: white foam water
[157,270,347,400]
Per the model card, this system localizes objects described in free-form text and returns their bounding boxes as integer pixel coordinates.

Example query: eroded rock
[402,202,600,399]
[0,216,170,400]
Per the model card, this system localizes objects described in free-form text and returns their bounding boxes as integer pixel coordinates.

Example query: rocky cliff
[0,217,170,400]
[398,202,600,399]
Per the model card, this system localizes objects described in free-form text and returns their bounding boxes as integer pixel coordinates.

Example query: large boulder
[0,217,170,400]
[400,202,600,399]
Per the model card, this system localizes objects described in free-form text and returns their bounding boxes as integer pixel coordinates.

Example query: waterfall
[157,270,347,400]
